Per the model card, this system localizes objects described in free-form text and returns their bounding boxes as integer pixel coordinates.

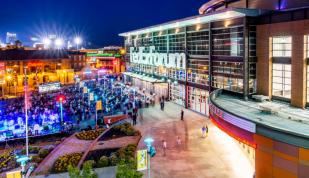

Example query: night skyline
[0,0,208,48]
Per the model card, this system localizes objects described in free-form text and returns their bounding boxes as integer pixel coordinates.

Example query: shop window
[272,36,292,57]
[307,65,309,103]
[272,63,291,98]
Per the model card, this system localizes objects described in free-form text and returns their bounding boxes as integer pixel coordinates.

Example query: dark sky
[0,0,208,48]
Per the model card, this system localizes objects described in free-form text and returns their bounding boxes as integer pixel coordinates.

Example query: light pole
[94,95,98,129]
[23,67,29,158]
[57,95,65,128]
[74,37,82,50]
[144,137,155,178]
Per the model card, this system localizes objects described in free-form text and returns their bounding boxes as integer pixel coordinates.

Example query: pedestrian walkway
[135,102,254,178]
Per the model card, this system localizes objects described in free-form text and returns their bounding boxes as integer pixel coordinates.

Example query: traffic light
[148,146,156,157]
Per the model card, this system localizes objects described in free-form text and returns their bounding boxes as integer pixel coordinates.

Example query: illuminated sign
[209,102,256,133]
[86,53,122,58]
[137,149,148,171]
[130,46,186,69]
[39,82,61,93]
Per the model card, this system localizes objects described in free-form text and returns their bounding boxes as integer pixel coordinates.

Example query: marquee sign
[209,102,256,133]
[130,46,186,69]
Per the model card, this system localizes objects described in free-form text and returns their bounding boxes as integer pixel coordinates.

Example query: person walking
[176,136,181,150]
[181,109,184,121]
[202,125,206,138]
[162,140,167,156]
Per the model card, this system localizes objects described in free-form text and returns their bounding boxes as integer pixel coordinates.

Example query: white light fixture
[74,37,82,45]
[55,38,64,48]
[42,38,51,48]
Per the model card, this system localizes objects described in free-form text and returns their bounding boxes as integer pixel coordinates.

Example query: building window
[272,36,292,57]
[187,87,209,115]
[272,63,291,98]
[307,65,309,103]
[212,26,244,57]
[211,61,244,93]
[187,59,209,85]
[187,31,209,56]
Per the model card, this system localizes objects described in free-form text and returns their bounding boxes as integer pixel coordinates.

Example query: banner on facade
[96,100,102,111]
[137,149,148,171]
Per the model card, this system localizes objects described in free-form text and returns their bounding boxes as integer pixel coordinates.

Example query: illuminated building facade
[85,46,126,74]
[120,0,309,177]
[0,49,87,97]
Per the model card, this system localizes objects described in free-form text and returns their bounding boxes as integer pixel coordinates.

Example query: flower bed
[52,153,83,173]
[0,150,18,173]
[99,123,140,141]
[75,129,105,140]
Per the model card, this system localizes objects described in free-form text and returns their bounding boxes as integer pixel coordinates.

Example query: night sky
[0,0,208,48]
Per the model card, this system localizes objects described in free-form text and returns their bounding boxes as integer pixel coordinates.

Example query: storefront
[169,82,185,106]
[187,86,209,116]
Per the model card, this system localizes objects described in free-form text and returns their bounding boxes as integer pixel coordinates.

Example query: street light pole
[24,67,29,157]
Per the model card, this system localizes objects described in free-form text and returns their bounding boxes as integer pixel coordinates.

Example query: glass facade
[272,36,292,57]
[187,31,210,56]
[307,65,309,103]
[123,17,258,113]
[212,61,244,92]
[272,63,291,98]
[169,83,185,106]
[212,26,244,56]
[187,86,209,115]
[187,59,209,85]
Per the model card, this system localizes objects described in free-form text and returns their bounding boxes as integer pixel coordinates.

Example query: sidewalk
[135,102,254,178]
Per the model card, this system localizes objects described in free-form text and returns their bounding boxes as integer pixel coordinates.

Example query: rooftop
[119,8,261,37]
[211,91,309,147]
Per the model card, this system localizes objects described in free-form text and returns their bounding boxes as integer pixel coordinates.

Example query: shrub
[109,154,119,166]
[52,153,83,173]
[83,160,95,168]
[38,149,50,158]
[76,129,105,140]
[32,155,42,164]
[68,161,98,178]
[97,156,109,168]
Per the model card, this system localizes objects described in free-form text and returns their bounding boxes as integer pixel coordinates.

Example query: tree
[68,161,98,178]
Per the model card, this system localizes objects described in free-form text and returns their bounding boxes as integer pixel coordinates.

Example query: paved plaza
[136,102,254,178]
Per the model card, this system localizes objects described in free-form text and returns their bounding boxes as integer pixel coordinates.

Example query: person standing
[181,109,184,121]
[176,136,181,150]
[202,125,206,138]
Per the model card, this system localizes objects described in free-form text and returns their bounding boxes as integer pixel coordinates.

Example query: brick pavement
[135,102,254,178]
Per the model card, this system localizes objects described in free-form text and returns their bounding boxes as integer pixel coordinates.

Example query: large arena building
[120,0,309,177]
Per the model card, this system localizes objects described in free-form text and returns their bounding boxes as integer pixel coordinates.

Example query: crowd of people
[0,75,158,141]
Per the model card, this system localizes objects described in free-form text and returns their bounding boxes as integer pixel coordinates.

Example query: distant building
[6,32,17,45]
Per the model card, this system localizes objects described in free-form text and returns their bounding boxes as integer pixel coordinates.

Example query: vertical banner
[83,87,88,94]
[6,170,22,178]
[79,81,84,88]
[96,100,102,111]
[137,149,148,171]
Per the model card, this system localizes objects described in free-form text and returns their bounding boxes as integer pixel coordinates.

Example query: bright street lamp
[74,37,82,50]
[42,38,51,48]
[55,38,64,49]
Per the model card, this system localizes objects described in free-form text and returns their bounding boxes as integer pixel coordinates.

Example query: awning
[122,72,166,83]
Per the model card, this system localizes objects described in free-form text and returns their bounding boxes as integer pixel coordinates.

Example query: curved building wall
[209,90,309,178]
[199,0,309,14]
